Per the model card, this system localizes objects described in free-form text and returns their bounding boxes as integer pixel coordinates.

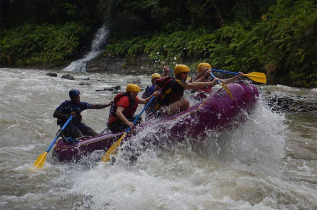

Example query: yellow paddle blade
[220,83,234,100]
[244,72,267,84]
[101,132,127,162]
[31,152,48,171]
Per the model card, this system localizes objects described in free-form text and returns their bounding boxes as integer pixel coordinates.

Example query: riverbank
[85,53,168,76]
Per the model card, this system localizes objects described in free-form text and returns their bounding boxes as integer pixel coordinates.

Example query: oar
[211,69,267,84]
[32,115,73,170]
[101,96,156,162]
[209,72,234,100]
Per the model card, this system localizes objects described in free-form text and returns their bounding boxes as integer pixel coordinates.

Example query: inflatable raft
[52,82,259,162]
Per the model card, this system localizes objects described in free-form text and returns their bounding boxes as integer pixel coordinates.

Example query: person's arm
[91,102,113,109]
[193,72,205,82]
[222,72,243,84]
[116,106,134,128]
[185,78,220,90]
[139,91,159,104]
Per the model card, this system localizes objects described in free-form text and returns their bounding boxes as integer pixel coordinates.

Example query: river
[0,68,316,209]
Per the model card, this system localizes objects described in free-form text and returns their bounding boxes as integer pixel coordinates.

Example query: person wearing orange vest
[156,64,224,116]
[107,84,158,133]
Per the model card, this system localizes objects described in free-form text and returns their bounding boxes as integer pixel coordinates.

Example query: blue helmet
[69,89,80,98]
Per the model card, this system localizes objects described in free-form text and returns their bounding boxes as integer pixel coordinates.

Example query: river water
[0,68,316,209]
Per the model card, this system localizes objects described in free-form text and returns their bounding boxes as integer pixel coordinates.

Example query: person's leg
[64,124,83,138]
[108,121,128,133]
[166,98,190,116]
[79,123,99,137]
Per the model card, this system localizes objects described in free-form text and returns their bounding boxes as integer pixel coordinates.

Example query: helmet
[126,84,140,93]
[174,64,190,75]
[197,63,211,72]
[151,73,161,80]
[69,89,80,98]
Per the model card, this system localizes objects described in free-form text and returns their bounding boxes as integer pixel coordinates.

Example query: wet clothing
[108,116,141,133]
[142,85,157,117]
[55,100,93,125]
[107,93,140,132]
[193,86,213,100]
[63,123,97,139]
[157,77,187,108]
[54,100,96,138]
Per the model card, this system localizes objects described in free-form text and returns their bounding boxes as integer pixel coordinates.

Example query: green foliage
[0,23,90,66]
[105,0,316,87]
[0,0,316,87]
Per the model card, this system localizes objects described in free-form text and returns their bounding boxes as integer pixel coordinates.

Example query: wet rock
[46,72,57,77]
[61,74,75,80]
[96,85,121,92]
[127,78,141,84]
[86,54,165,75]
[267,95,317,113]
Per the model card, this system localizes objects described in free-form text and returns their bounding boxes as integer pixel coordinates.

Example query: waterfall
[63,25,110,72]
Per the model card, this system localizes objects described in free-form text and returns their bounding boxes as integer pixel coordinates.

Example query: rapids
[0,68,316,209]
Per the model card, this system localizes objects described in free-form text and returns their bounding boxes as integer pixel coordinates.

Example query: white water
[0,68,316,209]
[63,25,109,72]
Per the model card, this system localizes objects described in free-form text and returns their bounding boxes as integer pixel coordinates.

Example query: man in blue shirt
[53,89,112,138]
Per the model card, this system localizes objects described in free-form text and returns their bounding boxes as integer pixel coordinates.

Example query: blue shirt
[55,100,92,125]
[142,85,157,115]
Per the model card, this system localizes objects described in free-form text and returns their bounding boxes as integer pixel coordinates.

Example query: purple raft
[52,82,259,162]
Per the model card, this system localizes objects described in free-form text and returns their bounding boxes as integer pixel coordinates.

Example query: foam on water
[1,68,316,209]
[57,97,306,209]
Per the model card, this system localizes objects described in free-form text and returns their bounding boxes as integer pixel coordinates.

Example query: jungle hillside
[0,0,316,87]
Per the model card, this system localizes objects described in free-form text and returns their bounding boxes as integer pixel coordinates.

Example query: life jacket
[156,76,186,109]
[108,92,138,124]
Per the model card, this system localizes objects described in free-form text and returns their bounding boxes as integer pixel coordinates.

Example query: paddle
[209,72,234,100]
[211,69,267,84]
[31,115,73,171]
[101,96,156,162]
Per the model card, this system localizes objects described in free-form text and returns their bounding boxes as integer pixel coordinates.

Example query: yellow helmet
[151,73,161,80]
[197,63,212,72]
[126,84,140,93]
[174,64,190,75]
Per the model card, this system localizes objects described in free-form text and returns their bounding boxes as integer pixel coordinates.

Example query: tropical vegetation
[0,0,316,87]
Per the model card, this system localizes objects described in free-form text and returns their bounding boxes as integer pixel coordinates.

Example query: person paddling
[141,73,161,119]
[192,62,243,99]
[108,84,158,133]
[141,67,169,119]
[53,89,112,139]
[155,64,224,116]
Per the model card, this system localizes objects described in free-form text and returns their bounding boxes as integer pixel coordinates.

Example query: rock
[46,72,57,77]
[61,74,75,80]
[127,78,141,84]
[266,95,317,113]
[96,85,121,92]
[86,53,166,75]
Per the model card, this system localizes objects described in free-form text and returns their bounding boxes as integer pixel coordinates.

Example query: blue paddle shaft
[209,72,222,85]
[211,69,239,75]
[127,96,156,132]
[46,115,73,152]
